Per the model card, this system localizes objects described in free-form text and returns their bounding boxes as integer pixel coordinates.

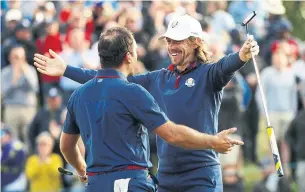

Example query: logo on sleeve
[185,78,195,87]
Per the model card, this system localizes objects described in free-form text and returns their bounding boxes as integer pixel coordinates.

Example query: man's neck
[115,66,129,77]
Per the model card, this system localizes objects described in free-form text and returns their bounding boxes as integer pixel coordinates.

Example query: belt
[87,165,148,176]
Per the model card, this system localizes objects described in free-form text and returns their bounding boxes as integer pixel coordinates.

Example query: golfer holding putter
[34,14,259,192]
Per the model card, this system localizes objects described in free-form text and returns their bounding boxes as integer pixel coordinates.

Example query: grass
[243,162,262,192]
[243,162,299,192]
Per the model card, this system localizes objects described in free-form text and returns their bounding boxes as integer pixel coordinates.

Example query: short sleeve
[124,84,169,132]
[63,92,80,134]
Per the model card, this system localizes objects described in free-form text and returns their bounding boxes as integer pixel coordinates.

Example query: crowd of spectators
[1,0,305,191]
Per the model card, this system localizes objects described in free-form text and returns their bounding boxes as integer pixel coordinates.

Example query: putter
[58,167,86,178]
[242,11,284,177]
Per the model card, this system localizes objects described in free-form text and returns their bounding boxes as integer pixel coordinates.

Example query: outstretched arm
[208,35,259,91]
[34,49,156,90]
[34,49,97,84]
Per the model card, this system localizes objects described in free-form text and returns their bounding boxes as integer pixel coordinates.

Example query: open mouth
[171,51,181,57]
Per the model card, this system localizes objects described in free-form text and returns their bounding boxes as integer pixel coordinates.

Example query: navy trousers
[157,165,223,192]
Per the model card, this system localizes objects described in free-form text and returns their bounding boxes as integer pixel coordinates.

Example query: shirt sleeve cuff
[235,51,247,65]
[63,65,74,78]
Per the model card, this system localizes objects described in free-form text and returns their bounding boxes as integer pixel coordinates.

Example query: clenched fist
[239,35,260,62]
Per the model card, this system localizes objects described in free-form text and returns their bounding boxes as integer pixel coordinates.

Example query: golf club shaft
[249,45,271,126]
[247,34,284,177]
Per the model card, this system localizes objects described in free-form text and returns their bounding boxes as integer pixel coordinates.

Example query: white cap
[264,0,286,15]
[5,9,22,22]
[159,14,203,41]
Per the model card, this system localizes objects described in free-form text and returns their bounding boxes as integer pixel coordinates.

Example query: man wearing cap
[2,9,22,42]
[34,14,259,191]
[28,87,64,155]
[2,20,37,68]
[1,124,27,191]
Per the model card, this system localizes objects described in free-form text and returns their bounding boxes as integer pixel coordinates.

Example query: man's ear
[191,37,201,49]
[125,52,132,64]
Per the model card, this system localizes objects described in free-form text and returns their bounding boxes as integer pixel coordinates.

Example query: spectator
[25,132,63,192]
[118,7,150,62]
[207,1,235,49]
[1,124,27,192]
[59,28,98,105]
[1,9,22,43]
[292,45,305,81]
[242,73,260,163]
[61,5,93,47]
[31,1,57,40]
[219,74,246,192]
[255,41,297,176]
[1,8,22,68]
[285,105,305,192]
[28,87,64,155]
[218,74,245,133]
[252,157,292,192]
[228,0,266,40]
[2,20,37,68]
[181,0,203,20]
[226,28,245,55]
[146,32,170,70]
[1,46,38,150]
[263,0,289,42]
[261,1,299,66]
[36,20,63,104]
[91,1,116,42]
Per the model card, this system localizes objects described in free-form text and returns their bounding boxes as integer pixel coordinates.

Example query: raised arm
[34,49,97,84]
[208,35,259,91]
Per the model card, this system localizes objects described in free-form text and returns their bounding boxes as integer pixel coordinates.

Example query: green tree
[283,1,305,41]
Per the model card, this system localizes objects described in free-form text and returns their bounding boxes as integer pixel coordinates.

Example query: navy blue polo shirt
[64,52,246,173]
[63,69,169,173]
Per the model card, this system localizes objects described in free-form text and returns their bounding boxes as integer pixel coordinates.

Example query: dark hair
[9,44,25,56]
[98,27,134,68]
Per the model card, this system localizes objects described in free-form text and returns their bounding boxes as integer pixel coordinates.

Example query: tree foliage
[283,1,305,41]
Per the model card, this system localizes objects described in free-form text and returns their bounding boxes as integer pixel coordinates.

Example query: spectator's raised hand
[34,49,67,76]
[213,127,244,154]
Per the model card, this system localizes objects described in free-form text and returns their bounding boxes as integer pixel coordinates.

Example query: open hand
[34,49,67,76]
[213,127,244,154]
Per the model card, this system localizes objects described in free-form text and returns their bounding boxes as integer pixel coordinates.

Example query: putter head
[242,11,257,26]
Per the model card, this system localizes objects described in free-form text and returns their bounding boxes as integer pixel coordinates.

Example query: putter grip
[58,167,73,176]
[266,126,284,177]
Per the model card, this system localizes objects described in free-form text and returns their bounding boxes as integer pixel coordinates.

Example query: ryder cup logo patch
[185,78,195,87]
[171,21,178,28]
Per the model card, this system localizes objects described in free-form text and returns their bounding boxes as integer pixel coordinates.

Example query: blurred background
[1,0,304,192]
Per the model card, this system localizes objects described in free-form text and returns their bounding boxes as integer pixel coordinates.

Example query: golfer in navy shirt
[53,27,244,192]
